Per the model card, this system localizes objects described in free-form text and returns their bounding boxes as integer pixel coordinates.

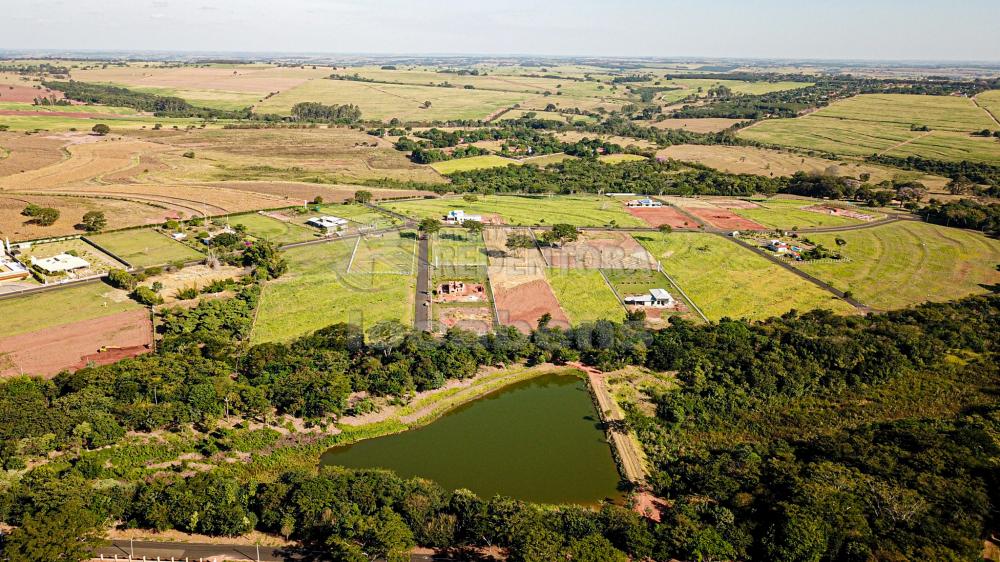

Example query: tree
[21,204,59,226]
[658,224,673,234]
[2,502,107,562]
[243,240,287,279]
[418,218,442,235]
[91,123,110,136]
[354,190,373,204]
[106,268,137,290]
[464,220,484,236]
[81,210,106,232]
[505,233,535,255]
[422,101,432,109]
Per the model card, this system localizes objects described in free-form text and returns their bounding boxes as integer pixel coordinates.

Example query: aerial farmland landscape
[0,1,999,561]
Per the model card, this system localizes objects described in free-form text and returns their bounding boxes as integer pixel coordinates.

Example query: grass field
[545,268,624,324]
[256,79,531,121]
[0,282,138,339]
[796,221,1000,310]
[431,229,488,267]
[598,154,648,164]
[384,195,647,227]
[88,229,205,268]
[301,203,402,230]
[740,94,1000,163]
[229,213,315,245]
[636,232,856,321]
[733,199,880,229]
[348,231,418,274]
[252,239,416,344]
[430,155,520,174]
[977,90,1000,123]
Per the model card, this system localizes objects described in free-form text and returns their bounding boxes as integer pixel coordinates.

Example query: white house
[306,216,349,230]
[767,239,789,253]
[625,198,663,208]
[444,210,483,224]
[30,253,90,274]
[624,288,675,308]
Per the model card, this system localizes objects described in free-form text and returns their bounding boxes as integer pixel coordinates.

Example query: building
[440,281,466,294]
[0,239,29,282]
[170,232,187,241]
[625,198,663,208]
[444,210,483,224]
[623,288,675,308]
[30,253,90,274]
[767,239,789,253]
[306,216,349,230]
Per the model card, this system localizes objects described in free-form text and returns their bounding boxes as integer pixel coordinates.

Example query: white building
[307,215,349,230]
[623,288,675,308]
[625,198,663,208]
[444,210,483,224]
[30,253,90,274]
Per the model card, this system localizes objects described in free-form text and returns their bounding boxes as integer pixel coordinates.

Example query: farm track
[974,94,1000,128]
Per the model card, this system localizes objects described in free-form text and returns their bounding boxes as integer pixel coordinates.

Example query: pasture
[654,144,950,191]
[545,268,624,324]
[430,155,520,174]
[740,94,1000,163]
[87,229,205,268]
[598,154,648,164]
[384,195,647,227]
[732,199,881,230]
[796,221,1000,310]
[0,281,138,339]
[977,90,1000,123]
[0,193,174,241]
[348,231,418,274]
[228,213,315,245]
[636,232,856,321]
[252,239,416,344]
[256,78,531,121]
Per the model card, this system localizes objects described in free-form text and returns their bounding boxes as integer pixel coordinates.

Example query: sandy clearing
[0,132,68,177]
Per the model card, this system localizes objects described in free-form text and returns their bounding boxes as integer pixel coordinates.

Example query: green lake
[320,374,622,504]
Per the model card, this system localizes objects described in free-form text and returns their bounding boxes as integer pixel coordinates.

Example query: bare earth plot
[0,132,68,177]
[539,231,657,270]
[486,228,569,333]
[624,205,696,229]
[796,221,1000,310]
[636,232,856,321]
[0,282,149,378]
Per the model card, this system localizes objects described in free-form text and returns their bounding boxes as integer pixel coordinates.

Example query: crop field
[648,118,745,133]
[384,195,648,227]
[252,239,416,344]
[636,232,856,321]
[430,155,519,174]
[0,281,138,339]
[740,94,1000,163]
[731,199,880,229]
[796,221,1000,310]
[87,229,205,268]
[654,144,950,190]
[0,137,166,190]
[228,212,315,245]
[256,78,532,121]
[545,268,624,324]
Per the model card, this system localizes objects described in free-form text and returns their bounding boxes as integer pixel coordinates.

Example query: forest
[1,286,997,561]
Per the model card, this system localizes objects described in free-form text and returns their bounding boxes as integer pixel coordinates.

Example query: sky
[2,0,998,61]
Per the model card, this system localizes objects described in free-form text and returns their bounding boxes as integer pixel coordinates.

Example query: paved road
[415,235,432,332]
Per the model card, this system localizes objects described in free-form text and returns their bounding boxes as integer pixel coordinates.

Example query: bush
[106,268,137,290]
[131,286,163,305]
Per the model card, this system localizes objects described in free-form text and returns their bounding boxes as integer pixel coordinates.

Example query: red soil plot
[438,306,493,335]
[688,207,767,230]
[492,279,570,334]
[0,309,152,378]
[625,206,696,229]
[542,232,657,270]
[0,85,66,103]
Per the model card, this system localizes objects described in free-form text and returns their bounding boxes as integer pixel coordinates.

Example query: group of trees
[289,102,363,123]
[867,154,1000,192]
[42,81,243,119]
[20,204,59,226]
[0,284,997,560]
[918,198,1000,236]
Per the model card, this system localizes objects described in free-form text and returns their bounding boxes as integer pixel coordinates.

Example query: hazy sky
[2,0,998,61]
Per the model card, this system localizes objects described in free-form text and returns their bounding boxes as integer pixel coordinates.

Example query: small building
[30,253,90,274]
[306,215,349,230]
[170,232,187,241]
[440,281,466,294]
[767,239,789,253]
[624,288,675,308]
[444,210,483,225]
[625,198,663,208]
